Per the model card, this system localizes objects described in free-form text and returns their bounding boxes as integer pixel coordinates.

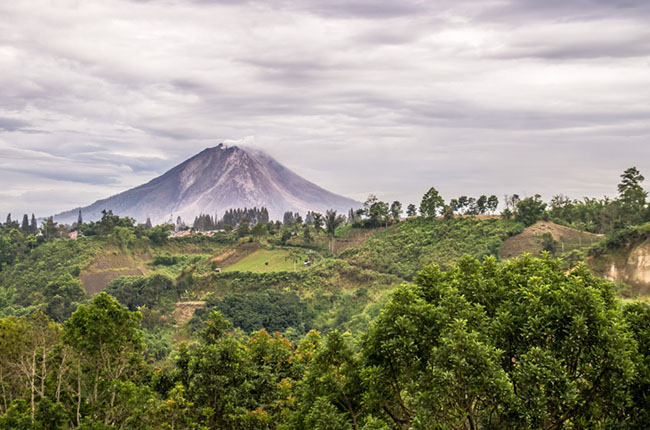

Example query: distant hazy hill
[54,144,360,224]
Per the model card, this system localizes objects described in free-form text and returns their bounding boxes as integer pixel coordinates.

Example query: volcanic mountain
[53,144,361,224]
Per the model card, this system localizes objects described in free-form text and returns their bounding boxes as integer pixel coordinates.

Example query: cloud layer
[1,0,649,219]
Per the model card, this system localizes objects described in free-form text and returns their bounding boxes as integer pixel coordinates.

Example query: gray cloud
[0,0,649,219]
[0,118,30,131]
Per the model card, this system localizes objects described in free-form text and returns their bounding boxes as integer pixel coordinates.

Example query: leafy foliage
[195,290,314,335]
[105,274,180,311]
[341,217,524,279]
[362,255,638,428]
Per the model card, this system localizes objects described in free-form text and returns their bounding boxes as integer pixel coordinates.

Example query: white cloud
[0,0,649,219]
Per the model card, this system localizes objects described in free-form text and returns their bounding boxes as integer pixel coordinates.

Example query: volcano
[53,144,361,224]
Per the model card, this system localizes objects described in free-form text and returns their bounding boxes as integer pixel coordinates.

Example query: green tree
[449,198,459,213]
[389,201,402,222]
[181,312,257,428]
[515,194,547,226]
[43,273,86,322]
[30,214,37,234]
[41,217,59,240]
[251,222,267,239]
[368,201,389,227]
[0,234,12,269]
[618,167,647,225]
[20,214,29,234]
[487,195,499,214]
[362,256,636,428]
[406,204,417,218]
[294,331,363,429]
[419,187,445,218]
[476,195,488,214]
[313,213,324,234]
[63,293,144,426]
[146,224,171,245]
[539,232,557,255]
[325,210,345,252]
[237,218,250,238]
[622,302,650,428]
[303,225,313,243]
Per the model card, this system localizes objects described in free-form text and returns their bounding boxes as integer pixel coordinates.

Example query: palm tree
[325,209,345,252]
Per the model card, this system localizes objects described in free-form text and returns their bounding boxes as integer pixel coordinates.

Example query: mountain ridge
[53,144,361,224]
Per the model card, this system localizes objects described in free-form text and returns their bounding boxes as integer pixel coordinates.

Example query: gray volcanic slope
[53,144,361,224]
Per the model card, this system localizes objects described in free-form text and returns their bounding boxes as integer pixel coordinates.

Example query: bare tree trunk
[40,347,46,398]
[31,350,36,420]
[76,363,82,426]
[105,390,117,426]
[0,369,7,414]
[55,348,69,403]
[93,366,99,404]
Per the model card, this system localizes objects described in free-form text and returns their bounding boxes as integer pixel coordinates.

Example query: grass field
[222,248,306,273]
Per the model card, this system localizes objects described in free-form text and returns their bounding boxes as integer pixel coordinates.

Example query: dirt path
[173,301,206,325]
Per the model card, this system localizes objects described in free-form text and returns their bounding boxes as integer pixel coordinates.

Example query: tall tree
[487,195,499,214]
[325,210,345,252]
[363,194,378,215]
[63,293,144,426]
[41,217,59,240]
[504,194,520,210]
[368,200,389,227]
[406,204,417,218]
[312,212,323,233]
[476,195,488,214]
[20,214,29,234]
[30,214,37,234]
[237,218,250,238]
[515,194,547,226]
[77,210,83,227]
[618,166,647,225]
[419,187,445,218]
[390,201,402,222]
[457,196,469,213]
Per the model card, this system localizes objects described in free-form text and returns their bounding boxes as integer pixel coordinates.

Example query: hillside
[340,217,525,279]
[587,223,650,296]
[53,144,361,224]
[499,220,603,259]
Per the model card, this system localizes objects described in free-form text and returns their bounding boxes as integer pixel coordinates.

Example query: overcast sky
[1,0,649,219]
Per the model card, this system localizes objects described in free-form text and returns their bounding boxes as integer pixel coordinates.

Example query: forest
[0,167,649,429]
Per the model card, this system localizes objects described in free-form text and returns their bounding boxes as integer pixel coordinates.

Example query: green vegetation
[0,236,100,317]
[1,256,649,429]
[342,216,524,278]
[2,165,650,428]
[196,289,314,334]
[222,248,296,273]
[187,259,401,336]
[588,222,650,257]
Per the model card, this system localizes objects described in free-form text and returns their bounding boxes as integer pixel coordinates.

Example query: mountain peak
[53,146,360,224]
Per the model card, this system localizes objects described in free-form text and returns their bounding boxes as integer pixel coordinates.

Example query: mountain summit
[54,144,361,224]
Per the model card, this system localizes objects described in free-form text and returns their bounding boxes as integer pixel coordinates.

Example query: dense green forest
[1,166,650,428]
[1,256,649,429]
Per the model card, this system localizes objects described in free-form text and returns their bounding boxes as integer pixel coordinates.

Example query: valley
[1,158,650,429]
